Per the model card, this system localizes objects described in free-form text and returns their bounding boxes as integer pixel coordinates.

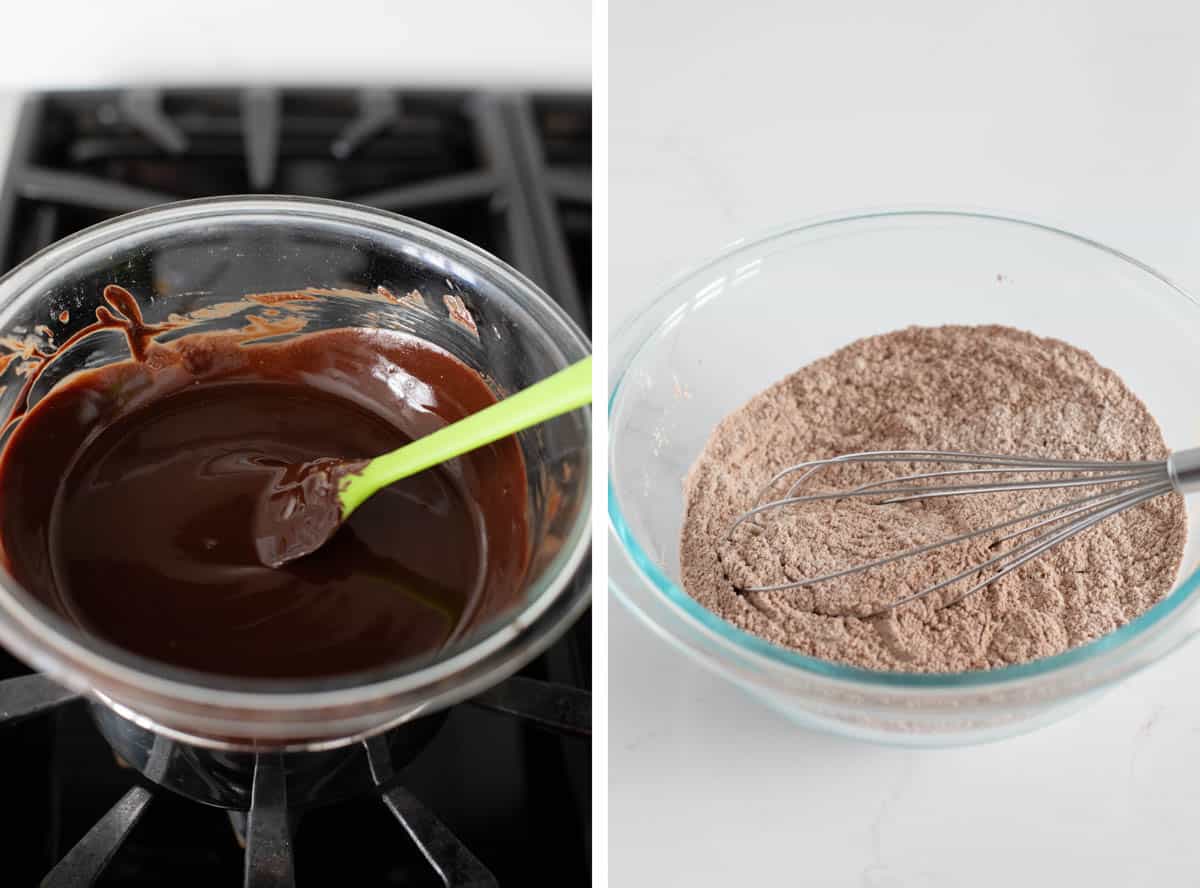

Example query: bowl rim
[0,194,593,715]
[608,206,1200,689]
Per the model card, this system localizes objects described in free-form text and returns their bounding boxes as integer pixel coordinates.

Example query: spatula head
[253,456,366,567]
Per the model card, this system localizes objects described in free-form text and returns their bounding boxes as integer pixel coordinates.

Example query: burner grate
[0,85,591,887]
[0,87,592,330]
[2,674,589,886]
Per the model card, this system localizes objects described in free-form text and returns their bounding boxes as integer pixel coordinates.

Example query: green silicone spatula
[253,355,592,567]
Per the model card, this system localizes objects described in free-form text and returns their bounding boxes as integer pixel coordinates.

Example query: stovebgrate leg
[228,810,249,849]
[118,89,188,154]
[470,94,544,287]
[469,675,591,737]
[332,89,398,159]
[0,673,79,728]
[380,785,497,888]
[241,88,281,192]
[544,168,592,203]
[17,166,175,213]
[365,737,497,887]
[40,784,153,887]
[348,169,498,213]
[244,752,295,888]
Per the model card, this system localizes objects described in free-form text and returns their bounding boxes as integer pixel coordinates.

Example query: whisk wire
[762,450,1162,493]
[729,471,1162,537]
[724,449,1181,613]
[735,482,1154,596]
[847,464,1163,495]
[885,482,1170,613]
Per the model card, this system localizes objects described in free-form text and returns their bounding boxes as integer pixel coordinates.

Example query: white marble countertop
[611,2,1200,885]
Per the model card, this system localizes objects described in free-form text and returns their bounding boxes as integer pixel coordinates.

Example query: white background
[0,2,591,89]
[611,1,1200,886]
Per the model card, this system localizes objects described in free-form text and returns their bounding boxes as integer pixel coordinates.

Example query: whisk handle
[1167,448,1200,493]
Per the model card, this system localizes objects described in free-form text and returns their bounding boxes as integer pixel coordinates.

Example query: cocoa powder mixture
[680,325,1188,672]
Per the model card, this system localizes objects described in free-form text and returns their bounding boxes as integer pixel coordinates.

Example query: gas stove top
[0,87,591,887]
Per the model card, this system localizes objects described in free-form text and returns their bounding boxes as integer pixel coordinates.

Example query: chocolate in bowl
[0,196,591,749]
[0,286,530,679]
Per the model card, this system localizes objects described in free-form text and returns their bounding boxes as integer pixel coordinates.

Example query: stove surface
[0,87,591,887]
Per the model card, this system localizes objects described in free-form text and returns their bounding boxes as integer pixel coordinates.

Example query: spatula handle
[339,355,592,516]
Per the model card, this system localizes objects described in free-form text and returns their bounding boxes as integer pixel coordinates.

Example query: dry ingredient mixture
[680,325,1187,672]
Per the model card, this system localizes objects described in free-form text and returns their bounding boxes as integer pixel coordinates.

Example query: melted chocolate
[0,291,529,679]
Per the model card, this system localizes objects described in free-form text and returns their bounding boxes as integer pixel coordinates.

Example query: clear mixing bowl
[0,195,591,749]
[609,209,1200,746]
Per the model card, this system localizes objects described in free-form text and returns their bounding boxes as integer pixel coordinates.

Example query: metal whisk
[725,449,1200,613]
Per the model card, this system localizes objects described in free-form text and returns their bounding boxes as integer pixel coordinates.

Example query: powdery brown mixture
[680,325,1187,672]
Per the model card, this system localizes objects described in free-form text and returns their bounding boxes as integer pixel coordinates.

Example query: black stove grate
[0,86,591,887]
[0,87,590,325]
[4,675,589,887]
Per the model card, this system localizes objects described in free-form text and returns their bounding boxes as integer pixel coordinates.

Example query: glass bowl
[0,195,591,750]
[609,209,1200,747]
